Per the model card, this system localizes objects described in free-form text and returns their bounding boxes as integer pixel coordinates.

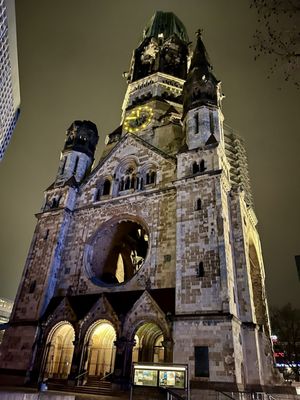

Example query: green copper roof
[143,11,189,43]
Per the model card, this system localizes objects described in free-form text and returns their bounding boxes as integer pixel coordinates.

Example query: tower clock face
[124,106,154,133]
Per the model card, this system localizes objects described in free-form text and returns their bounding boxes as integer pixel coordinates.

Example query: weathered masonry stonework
[1,10,290,398]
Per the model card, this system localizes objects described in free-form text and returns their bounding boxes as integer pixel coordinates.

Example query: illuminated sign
[132,363,188,389]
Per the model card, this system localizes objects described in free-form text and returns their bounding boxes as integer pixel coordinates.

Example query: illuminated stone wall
[0,11,279,393]
[0,297,13,345]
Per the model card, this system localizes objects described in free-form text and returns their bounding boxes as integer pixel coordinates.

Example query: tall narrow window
[125,176,131,190]
[29,280,36,294]
[195,346,209,377]
[146,172,150,185]
[199,160,205,172]
[61,157,67,175]
[196,198,202,211]
[150,171,156,184]
[194,113,199,134]
[197,261,204,277]
[103,179,111,196]
[192,162,199,174]
[73,156,79,175]
[209,110,214,134]
[43,229,49,240]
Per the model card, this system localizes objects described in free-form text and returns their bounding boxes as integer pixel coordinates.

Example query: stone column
[75,341,91,385]
[114,337,135,386]
[162,338,173,363]
[123,339,136,381]
[242,323,263,387]
[35,340,50,384]
[30,324,48,385]
[68,336,84,385]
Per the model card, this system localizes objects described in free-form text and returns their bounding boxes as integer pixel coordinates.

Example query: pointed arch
[82,319,117,378]
[43,321,75,380]
[123,291,171,346]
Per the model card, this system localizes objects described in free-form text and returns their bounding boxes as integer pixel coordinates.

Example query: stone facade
[0,10,285,396]
[0,298,13,345]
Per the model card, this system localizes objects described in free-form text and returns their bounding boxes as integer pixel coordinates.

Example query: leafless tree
[250,0,300,87]
[271,303,300,381]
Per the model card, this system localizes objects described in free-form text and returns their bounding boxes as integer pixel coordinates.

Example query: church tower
[0,11,281,396]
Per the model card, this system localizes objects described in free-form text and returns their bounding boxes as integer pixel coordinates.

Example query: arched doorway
[132,322,165,363]
[44,321,75,380]
[85,320,116,378]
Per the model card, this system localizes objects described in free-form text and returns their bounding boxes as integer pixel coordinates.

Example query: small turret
[55,120,99,185]
[183,31,224,150]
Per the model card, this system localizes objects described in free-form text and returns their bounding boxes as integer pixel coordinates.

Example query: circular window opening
[85,219,149,286]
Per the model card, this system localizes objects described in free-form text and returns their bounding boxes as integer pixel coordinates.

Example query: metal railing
[217,391,281,400]
[99,371,114,381]
[75,370,87,380]
[160,387,187,400]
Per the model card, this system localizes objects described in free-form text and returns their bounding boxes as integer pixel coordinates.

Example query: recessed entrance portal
[132,322,164,363]
[43,322,75,380]
[85,320,116,378]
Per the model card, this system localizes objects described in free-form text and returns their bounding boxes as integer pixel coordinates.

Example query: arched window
[192,161,199,174]
[150,171,156,184]
[119,177,124,191]
[119,166,137,192]
[103,179,111,196]
[199,160,205,172]
[196,198,202,211]
[125,176,131,190]
[50,196,61,209]
[146,170,156,185]
[95,178,112,201]
[197,262,204,278]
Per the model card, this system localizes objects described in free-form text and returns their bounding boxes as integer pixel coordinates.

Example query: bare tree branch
[250,0,300,87]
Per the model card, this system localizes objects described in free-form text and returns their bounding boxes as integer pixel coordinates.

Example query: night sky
[0,1,299,307]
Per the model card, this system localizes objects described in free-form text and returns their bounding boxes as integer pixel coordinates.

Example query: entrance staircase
[47,376,114,396]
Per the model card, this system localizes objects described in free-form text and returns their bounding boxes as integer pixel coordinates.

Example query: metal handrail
[216,391,279,400]
[75,370,87,380]
[216,391,236,400]
[160,387,187,400]
[99,371,114,381]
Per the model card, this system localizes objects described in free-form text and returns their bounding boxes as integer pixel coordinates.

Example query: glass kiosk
[131,363,189,399]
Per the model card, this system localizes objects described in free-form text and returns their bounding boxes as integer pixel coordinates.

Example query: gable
[77,133,176,206]
[44,297,77,329]
[123,290,171,339]
[79,294,120,337]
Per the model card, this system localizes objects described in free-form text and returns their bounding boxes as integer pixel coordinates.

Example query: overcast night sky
[0,0,299,308]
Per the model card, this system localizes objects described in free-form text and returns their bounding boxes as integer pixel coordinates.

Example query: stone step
[47,383,113,396]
